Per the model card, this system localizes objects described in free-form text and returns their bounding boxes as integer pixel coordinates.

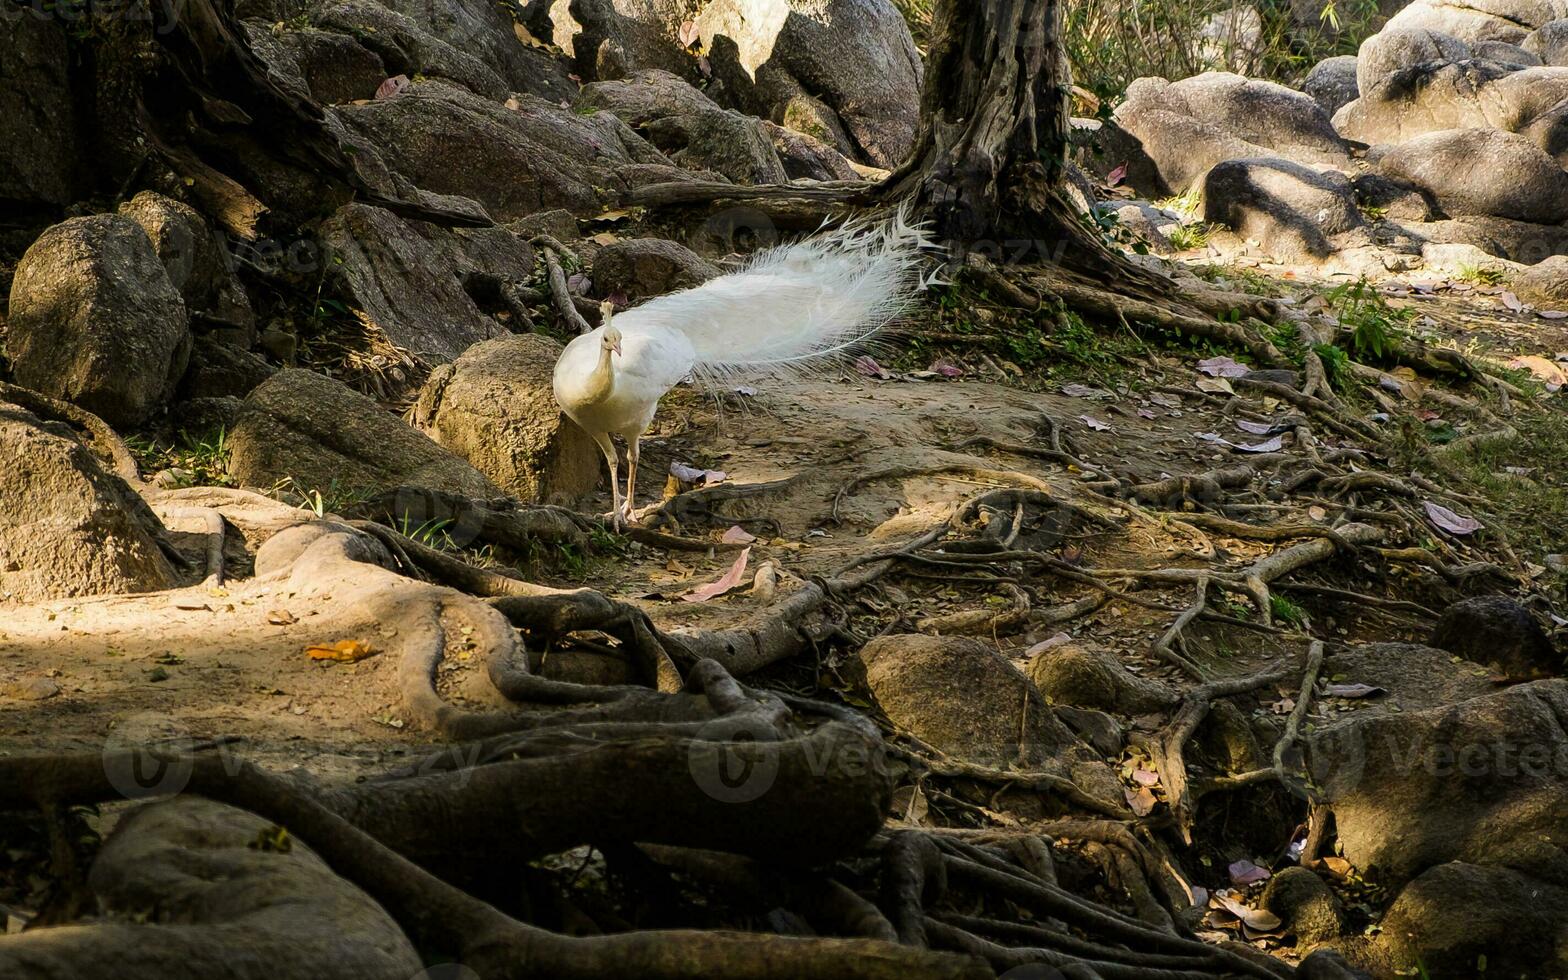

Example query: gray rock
[0,403,176,604]
[8,215,190,428]
[696,0,923,168]
[1113,72,1350,195]
[1431,594,1560,678]
[1524,18,1568,62]
[577,69,788,184]
[1028,642,1178,716]
[0,17,75,209]
[1357,28,1472,96]
[860,635,1096,771]
[411,335,602,503]
[549,0,696,81]
[1384,0,1568,44]
[1350,862,1568,977]
[312,1,508,101]
[1352,172,1439,221]
[1203,157,1367,260]
[506,209,582,243]
[1308,678,1568,886]
[1261,867,1346,944]
[1304,55,1360,115]
[377,0,578,100]
[1510,253,1568,302]
[593,238,720,301]
[244,21,386,105]
[762,121,864,181]
[335,80,694,221]
[319,203,517,364]
[173,396,246,437]
[1474,37,1543,63]
[1401,213,1568,262]
[1377,127,1568,222]
[228,369,501,499]
[178,337,277,401]
[118,192,255,345]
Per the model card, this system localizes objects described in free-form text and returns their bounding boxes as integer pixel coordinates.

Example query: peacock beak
[611,341,623,357]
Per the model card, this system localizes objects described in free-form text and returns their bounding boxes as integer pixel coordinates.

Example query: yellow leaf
[306,639,378,663]
[591,231,620,246]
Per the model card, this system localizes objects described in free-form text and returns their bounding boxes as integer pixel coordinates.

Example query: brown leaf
[1124,785,1158,816]
[267,609,298,626]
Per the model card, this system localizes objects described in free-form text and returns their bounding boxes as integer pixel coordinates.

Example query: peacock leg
[623,435,641,524]
[590,431,623,530]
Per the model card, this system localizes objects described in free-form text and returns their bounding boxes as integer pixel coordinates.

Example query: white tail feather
[612,207,938,385]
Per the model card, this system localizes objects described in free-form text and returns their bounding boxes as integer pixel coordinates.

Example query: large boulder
[592,238,720,301]
[1203,157,1367,260]
[0,798,423,978]
[118,191,255,345]
[318,203,524,363]
[0,17,75,210]
[1330,60,1568,144]
[228,369,501,499]
[178,337,277,402]
[1384,0,1568,44]
[1356,27,1473,96]
[1402,213,1568,262]
[860,635,1101,773]
[1344,862,1568,978]
[577,70,788,184]
[1112,73,1350,196]
[1308,678,1568,886]
[548,0,696,81]
[1511,252,1568,301]
[1027,642,1178,716]
[310,0,509,100]
[411,335,602,503]
[244,20,387,106]
[1376,127,1568,222]
[7,215,190,428]
[1430,594,1560,678]
[0,404,176,604]
[334,81,697,222]
[1525,18,1568,62]
[1304,55,1361,115]
[376,0,577,100]
[696,0,923,168]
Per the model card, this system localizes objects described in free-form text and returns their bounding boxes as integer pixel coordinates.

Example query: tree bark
[883,0,1171,292]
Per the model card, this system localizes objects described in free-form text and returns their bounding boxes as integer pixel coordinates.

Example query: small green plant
[1455,263,1508,287]
[1269,594,1308,628]
[1324,277,1414,362]
[1155,188,1203,221]
[1165,222,1213,252]
[125,428,234,488]
[270,477,373,517]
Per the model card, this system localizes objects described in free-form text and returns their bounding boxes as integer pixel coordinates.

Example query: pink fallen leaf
[854,355,894,380]
[1235,419,1276,435]
[1137,407,1157,419]
[1132,767,1160,787]
[1228,859,1271,886]
[1197,356,1250,378]
[1061,383,1110,398]
[1541,310,1568,320]
[1423,500,1483,536]
[670,462,727,486]
[567,272,592,293]
[1124,786,1157,816]
[1106,162,1127,187]
[677,19,701,47]
[720,525,756,545]
[681,547,750,602]
[1023,632,1074,657]
[1078,415,1112,432]
[375,74,411,99]
[929,360,964,378]
[1500,291,1525,312]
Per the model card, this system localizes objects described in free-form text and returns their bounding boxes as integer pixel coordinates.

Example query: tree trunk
[884,0,1170,290]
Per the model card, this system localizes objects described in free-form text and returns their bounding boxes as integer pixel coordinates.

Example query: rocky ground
[5,1,1568,978]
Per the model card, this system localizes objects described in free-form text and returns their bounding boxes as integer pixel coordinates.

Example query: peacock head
[600,325,623,359]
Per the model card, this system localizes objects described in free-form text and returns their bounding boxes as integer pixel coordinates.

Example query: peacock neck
[580,345,616,405]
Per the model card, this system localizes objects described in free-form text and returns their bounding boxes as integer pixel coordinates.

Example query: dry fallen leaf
[1124,785,1158,816]
[1423,500,1483,536]
[681,547,751,603]
[1228,859,1271,886]
[306,639,378,663]
[1198,356,1250,378]
[267,609,298,626]
[720,525,757,545]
